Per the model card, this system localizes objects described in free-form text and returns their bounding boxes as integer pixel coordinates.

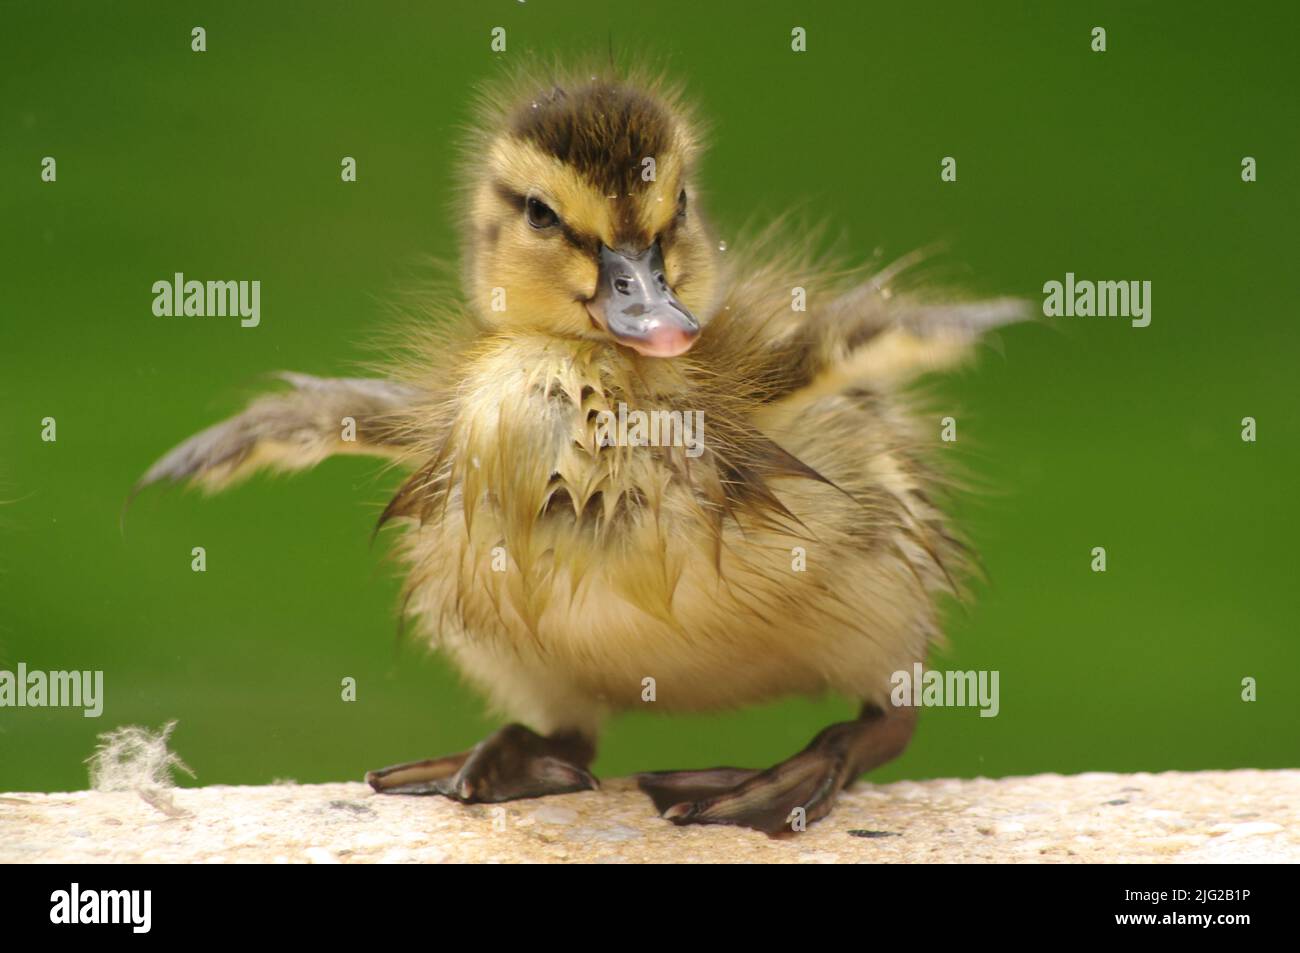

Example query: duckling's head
[463,70,717,357]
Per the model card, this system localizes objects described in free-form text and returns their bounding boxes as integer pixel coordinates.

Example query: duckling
[137,63,1024,835]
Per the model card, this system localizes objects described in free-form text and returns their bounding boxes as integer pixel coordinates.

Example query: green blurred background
[2,1,1296,793]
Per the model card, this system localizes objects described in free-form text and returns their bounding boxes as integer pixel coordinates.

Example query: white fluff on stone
[86,720,194,817]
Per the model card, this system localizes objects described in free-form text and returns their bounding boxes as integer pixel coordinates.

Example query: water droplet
[717,240,728,252]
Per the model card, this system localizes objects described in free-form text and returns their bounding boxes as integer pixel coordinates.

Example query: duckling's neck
[476,327,693,402]
[433,326,702,566]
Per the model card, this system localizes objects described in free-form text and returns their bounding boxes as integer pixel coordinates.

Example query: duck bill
[586,242,700,357]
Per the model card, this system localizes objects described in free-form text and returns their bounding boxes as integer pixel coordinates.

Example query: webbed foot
[637,704,915,835]
[366,723,598,803]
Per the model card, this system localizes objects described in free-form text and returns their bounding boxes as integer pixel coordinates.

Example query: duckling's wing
[700,232,1031,402]
[133,373,420,496]
[814,293,1029,387]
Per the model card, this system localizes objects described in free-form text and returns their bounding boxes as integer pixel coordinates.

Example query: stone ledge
[3,770,1296,863]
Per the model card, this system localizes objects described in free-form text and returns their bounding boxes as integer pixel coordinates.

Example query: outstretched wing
[803,290,1029,393]
[696,235,1031,405]
[134,373,420,495]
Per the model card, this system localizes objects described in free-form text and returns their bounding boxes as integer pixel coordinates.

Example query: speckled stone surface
[3,770,1297,863]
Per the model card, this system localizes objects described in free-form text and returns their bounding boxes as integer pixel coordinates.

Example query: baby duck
[138,64,1023,834]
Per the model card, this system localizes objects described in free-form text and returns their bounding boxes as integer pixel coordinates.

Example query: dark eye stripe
[493,181,526,211]
[658,212,682,244]
[561,224,599,255]
[494,179,600,254]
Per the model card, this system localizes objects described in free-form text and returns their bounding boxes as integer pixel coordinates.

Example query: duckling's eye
[526,196,559,230]
[676,189,687,219]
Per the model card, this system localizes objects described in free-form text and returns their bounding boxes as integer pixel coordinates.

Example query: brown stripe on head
[507,79,686,249]
[510,81,675,194]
